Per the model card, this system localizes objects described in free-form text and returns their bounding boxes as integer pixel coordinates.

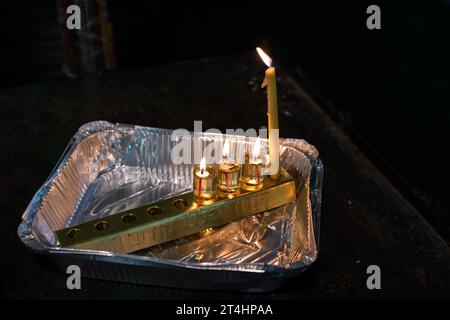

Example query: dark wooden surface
[1,52,449,299]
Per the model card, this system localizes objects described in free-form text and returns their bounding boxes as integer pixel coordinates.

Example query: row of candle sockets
[193,138,267,204]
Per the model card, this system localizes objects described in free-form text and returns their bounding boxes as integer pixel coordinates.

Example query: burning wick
[217,140,241,199]
[193,157,217,204]
[199,157,207,176]
[241,137,264,191]
[223,139,229,160]
[256,47,272,67]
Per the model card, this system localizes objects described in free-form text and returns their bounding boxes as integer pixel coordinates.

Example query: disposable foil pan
[18,121,323,292]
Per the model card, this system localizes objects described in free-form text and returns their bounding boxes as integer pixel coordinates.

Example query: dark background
[1,0,449,233]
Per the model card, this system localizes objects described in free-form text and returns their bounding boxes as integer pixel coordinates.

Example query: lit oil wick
[199,157,207,176]
[223,139,230,160]
[193,157,216,204]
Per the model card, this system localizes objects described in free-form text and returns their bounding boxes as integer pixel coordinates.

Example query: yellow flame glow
[252,137,261,160]
[200,157,206,172]
[223,140,230,159]
[256,47,272,67]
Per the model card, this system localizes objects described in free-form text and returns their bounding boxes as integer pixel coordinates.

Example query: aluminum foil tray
[18,121,323,292]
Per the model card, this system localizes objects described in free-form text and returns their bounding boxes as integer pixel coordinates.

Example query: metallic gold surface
[56,167,296,253]
[143,180,311,265]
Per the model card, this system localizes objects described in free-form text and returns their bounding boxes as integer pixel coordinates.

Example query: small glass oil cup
[241,159,263,191]
[217,160,241,198]
[193,160,217,205]
[241,137,264,191]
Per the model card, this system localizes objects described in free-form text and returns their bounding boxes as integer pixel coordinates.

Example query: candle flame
[252,137,261,160]
[223,140,230,159]
[256,47,272,67]
[200,157,206,172]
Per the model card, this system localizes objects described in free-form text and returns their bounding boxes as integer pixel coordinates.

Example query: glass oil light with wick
[193,157,217,204]
[217,140,241,198]
[241,137,264,191]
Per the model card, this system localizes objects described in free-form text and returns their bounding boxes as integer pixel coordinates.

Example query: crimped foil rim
[18,121,322,275]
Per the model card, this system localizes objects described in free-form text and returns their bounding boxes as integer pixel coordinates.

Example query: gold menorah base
[55,168,296,254]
